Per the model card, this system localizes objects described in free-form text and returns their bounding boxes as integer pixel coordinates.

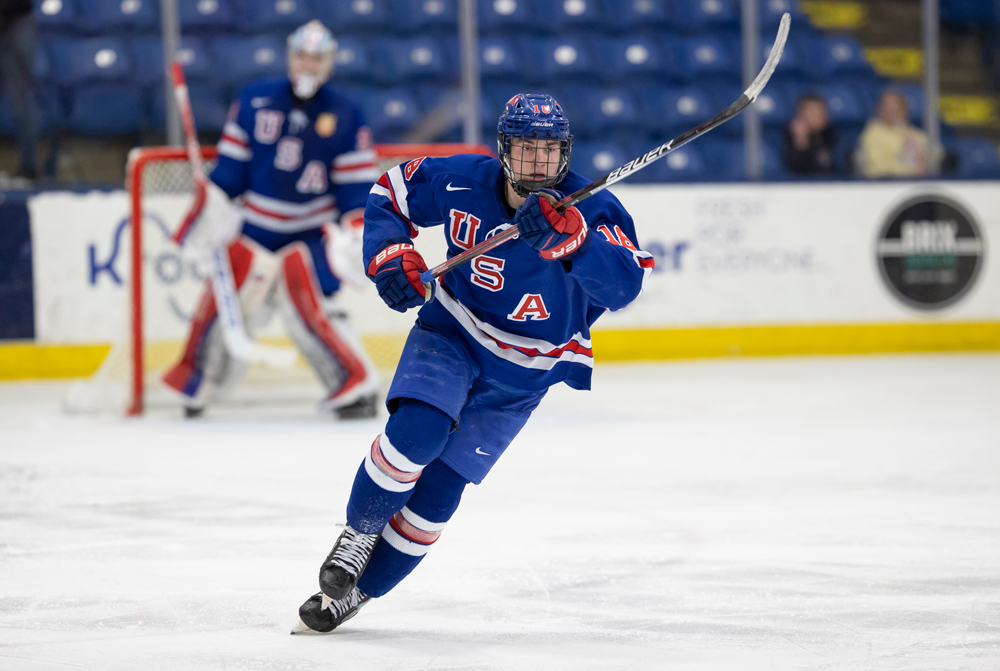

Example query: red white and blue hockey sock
[357,459,468,598]
[345,399,453,535]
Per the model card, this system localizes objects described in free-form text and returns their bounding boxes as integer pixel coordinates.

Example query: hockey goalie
[161,20,380,419]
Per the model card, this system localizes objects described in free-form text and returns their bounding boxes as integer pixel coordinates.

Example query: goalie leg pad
[277,243,378,409]
[161,237,279,405]
[345,398,453,535]
[357,459,469,598]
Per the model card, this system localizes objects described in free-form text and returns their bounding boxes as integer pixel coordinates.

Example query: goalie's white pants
[161,237,378,411]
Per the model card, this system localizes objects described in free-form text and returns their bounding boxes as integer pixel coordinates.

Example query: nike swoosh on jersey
[446,183,471,191]
[250,97,272,108]
[475,447,490,455]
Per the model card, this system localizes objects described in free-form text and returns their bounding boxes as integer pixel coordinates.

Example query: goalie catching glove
[514,189,590,261]
[177,182,244,255]
[367,241,428,312]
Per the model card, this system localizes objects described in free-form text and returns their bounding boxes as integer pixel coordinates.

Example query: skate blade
[290,617,327,635]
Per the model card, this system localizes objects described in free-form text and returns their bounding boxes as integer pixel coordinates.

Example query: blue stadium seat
[236,0,310,33]
[701,138,787,181]
[760,0,805,27]
[541,0,604,31]
[316,0,393,35]
[69,84,142,135]
[0,88,62,136]
[211,36,286,86]
[331,37,370,83]
[672,0,738,32]
[33,45,52,83]
[799,35,874,80]
[594,37,667,83]
[478,37,521,81]
[571,141,628,181]
[941,0,1000,25]
[179,0,236,31]
[636,85,713,135]
[523,37,594,83]
[132,37,213,86]
[664,36,738,84]
[817,83,866,125]
[78,0,159,33]
[34,0,78,30]
[949,138,1000,179]
[600,0,671,33]
[760,37,808,81]
[350,88,420,142]
[47,38,132,85]
[370,37,450,85]
[560,87,638,138]
[391,0,457,32]
[627,143,707,183]
[149,82,228,133]
[477,0,533,33]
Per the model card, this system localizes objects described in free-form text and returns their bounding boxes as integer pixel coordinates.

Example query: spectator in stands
[855,89,928,178]
[783,94,840,175]
[0,0,38,180]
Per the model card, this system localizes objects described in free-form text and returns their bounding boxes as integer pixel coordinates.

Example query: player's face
[508,139,563,183]
[289,51,328,79]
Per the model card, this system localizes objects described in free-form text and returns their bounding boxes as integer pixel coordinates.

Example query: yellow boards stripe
[0,343,110,380]
[800,1,869,30]
[864,48,923,78]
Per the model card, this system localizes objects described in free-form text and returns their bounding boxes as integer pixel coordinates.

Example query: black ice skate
[319,526,378,600]
[291,588,370,634]
[334,393,378,420]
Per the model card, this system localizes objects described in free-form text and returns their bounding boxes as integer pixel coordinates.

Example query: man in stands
[163,20,380,419]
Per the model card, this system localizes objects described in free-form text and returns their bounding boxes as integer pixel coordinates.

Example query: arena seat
[316,0,393,34]
[948,138,1000,179]
[210,36,286,85]
[0,88,62,136]
[800,35,874,80]
[370,37,450,85]
[701,138,787,181]
[477,37,521,81]
[47,37,132,85]
[560,87,638,138]
[636,85,713,136]
[391,0,457,32]
[665,36,738,84]
[77,0,159,34]
[68,83,143,134]
[940,0,1000,26]
[817,82,866,125]
[671,0,739,32]
[148,82,228,133]
[34,0,78,30]
[331,36,371,83]
[350,88,420,142]
[523,37,594,82]
[570,140,628,181]
[540,0,604,32]
[132,37,213,86]
[178,0,236,31]
[600,0,672,33]
[759,0,805,26]
[477,0,534,34]
[594,37,668,83]
[236,0,311,33]
[623,141,707,182]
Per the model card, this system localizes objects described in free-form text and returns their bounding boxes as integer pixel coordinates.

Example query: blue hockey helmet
[497,93,573,197]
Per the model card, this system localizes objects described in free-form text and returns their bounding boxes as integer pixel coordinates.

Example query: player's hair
[796,93,827,111]
[497,93,573,197]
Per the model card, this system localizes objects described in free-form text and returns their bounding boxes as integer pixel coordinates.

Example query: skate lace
[328,588,367,619]
[331,527,377,576]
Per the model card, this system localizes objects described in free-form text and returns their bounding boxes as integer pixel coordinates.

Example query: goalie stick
[169,63,296,369]
[420,12,791,291]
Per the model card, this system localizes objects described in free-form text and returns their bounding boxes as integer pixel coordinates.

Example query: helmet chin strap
[292,74,320,100]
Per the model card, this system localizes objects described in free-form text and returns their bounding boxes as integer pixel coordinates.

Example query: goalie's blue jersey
[364,154,655,392]
[210,78,377,233]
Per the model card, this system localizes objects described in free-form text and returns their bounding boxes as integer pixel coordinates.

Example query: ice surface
[1,355,999,670]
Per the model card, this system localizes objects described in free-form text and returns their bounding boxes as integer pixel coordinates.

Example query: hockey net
[64,143,492,416]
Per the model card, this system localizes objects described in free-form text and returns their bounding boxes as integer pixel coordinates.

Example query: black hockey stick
[420,12,791,288]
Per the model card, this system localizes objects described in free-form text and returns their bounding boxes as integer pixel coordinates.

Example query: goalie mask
[287,20,337,100]
[497,93,573,197]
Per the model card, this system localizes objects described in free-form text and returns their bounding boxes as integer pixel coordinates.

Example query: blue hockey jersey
[211,78,377,233]
[364,154,655,391]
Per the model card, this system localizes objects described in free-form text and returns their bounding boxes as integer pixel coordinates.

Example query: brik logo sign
[875,195,984,310]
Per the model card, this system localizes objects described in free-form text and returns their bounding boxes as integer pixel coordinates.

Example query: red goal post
[124,142,493,416]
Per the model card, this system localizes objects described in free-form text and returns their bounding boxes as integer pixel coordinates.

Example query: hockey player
[292,93,655,632]
[162,20,380,419]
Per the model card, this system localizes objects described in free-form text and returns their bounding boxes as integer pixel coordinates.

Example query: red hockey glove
[514,189,590,261]
[366,242,428,312]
